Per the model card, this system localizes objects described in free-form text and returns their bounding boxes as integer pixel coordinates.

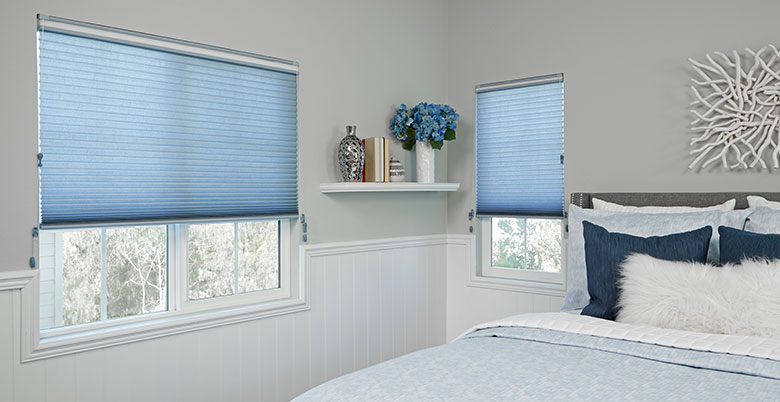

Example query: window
[35,15,301,345]
[475,74,565,287]
[38,220,287,333]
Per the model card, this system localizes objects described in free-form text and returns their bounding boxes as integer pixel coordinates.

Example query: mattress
[294,312,780,401]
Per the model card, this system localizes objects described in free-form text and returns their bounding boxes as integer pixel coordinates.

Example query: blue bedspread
[294,326,780,401]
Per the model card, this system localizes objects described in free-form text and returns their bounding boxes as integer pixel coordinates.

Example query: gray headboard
[570,192,780,210]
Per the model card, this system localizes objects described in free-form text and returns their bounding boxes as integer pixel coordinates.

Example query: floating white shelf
[320,182,460,193]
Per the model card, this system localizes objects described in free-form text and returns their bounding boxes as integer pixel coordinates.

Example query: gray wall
[446,0,780,234]
[0,0,450,272]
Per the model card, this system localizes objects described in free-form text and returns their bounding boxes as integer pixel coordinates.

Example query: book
[361,139,366,182]
[363,137,384,182]
[383,138,390,182]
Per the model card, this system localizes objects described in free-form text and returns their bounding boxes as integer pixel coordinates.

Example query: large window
[475,74,565,286]
[38,221,285,332]
[36,15,300,344]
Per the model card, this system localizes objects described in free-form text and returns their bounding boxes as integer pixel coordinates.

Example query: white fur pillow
[616,254,780,337]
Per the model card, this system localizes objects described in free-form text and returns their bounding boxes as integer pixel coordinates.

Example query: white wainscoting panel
[0,236,447,402]
[445,235,565,340]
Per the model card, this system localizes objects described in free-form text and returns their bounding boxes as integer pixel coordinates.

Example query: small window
[482,217,564,284]
[476,74,565,286]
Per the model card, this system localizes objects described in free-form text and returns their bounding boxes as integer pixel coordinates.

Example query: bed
[295,192,780,402]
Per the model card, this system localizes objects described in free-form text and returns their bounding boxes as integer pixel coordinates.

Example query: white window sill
[30,296,308,362]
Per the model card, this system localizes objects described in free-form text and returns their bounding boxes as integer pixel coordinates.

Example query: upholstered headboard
[570,192,780,210]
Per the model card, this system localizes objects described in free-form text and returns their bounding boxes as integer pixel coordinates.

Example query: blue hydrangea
[389,102,459,147]
[390,104,413,140]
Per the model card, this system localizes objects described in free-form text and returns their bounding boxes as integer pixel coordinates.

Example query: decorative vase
[415,141,434,183]
[338,125,364,182]
[389,157,405,182]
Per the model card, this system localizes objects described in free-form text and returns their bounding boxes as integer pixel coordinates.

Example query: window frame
[38,220,292,338]
[473,74,566,293]
[178,220,291,314]
[479,216,565,287]
[34,218,304,359]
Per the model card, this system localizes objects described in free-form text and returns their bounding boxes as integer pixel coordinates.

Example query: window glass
[237,221,280,293]
[39,226,168,330]
[60,229,101,327]
[106,226,167,319]
[491,218,562,272]
[188,221,280,300]
[188,223,235,300]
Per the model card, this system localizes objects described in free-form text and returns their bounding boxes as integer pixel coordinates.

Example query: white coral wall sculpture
[689,45,780,170]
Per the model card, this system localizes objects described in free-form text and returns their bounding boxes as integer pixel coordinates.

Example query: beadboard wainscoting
[0,235,447,402]
[445,235,565,340]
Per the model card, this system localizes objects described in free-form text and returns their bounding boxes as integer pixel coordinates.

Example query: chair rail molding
[0,269,37,291]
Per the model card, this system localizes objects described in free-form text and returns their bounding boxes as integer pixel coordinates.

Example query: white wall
[446,0,780,235]
[0,0,450,273]
[0,239,448,402]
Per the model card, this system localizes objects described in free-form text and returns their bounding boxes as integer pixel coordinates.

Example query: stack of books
[362,137,390,182]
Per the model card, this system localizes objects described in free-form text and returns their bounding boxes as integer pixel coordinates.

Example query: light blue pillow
[744,207,780,234]
[561,205,752,311]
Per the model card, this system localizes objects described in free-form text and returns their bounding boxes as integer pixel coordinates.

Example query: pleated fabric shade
[37,18,298,228]
[476,75,564,217]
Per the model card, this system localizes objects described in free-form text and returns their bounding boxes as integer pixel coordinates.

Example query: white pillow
[616,254,780,337]
[745,207,780,234]
[747,195,780,210]
[592,198,736,213]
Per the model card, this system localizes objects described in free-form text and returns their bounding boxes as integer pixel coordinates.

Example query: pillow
[744,207,780,234]
[718,226,780,264]
[747,195,780,210]
[561,205,752,311]
[592,198,736,213]
[617,254,780,337]
[581,222,712,320]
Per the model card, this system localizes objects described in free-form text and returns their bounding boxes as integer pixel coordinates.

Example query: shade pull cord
[301,214,308,243]
[30,227,39,269]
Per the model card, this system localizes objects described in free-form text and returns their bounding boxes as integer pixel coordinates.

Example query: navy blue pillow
[581,221,712,321]
[718,226,780,264]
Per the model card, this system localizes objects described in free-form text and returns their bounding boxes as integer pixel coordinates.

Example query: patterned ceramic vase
[389,157,405,182]
[416,141,434,183]
[338,125,364,182]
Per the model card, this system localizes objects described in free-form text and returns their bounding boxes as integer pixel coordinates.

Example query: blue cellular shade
[37,31,298,227]
[476,80,564,217]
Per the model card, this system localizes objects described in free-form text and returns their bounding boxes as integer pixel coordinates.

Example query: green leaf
[431,140,444,150]
[444,129,456,141]
[402,138,416,151]
[405,127,416,140]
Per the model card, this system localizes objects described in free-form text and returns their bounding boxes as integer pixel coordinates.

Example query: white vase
[416,141,434,183]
